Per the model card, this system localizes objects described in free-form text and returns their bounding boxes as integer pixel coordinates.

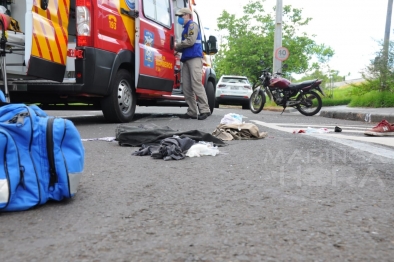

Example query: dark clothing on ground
[116,124,226,147]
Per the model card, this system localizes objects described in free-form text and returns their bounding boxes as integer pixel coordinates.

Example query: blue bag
[0,103,84,211]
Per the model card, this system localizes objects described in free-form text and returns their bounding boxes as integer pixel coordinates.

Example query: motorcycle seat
[288,80,317,90]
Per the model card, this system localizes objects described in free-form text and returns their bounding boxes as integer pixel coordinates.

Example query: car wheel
[242,103,250,110]
[214,99,219,108]
[101,69,136,123]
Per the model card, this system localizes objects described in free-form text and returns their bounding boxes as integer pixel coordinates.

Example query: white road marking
[252,123,374,134]
[62,114,98,118]
[269,123,372,129]
[251,120,394,159]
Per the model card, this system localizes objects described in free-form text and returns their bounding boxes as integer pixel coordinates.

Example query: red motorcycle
[250,67,325,116]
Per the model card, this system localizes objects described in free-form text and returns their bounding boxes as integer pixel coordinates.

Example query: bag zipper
[10,135,26,190]
[3,115,26,189]
[46,117,58,188]
[5,106,42,208]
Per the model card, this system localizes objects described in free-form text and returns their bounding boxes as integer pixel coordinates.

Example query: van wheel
[214,99,219,108]
[242,103,250,110]
[205,81,215,113]
[101,69,136,123]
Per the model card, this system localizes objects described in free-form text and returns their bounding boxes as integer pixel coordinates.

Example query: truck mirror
[207,35,218,55]
[203,41,209,54]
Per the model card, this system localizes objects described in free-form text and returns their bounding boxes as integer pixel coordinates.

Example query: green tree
[214,0,334,87]
[358,40,394,93]
[298,69,344,83]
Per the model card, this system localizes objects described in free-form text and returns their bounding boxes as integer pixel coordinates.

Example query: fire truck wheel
[101,69,136,123]
[205,81,215,113]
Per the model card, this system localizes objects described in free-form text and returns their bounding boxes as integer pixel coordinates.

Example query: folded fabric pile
[212,122,268,141]
[211,113,267,141]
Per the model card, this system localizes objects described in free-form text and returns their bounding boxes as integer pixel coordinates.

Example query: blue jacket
[180,20,203,62]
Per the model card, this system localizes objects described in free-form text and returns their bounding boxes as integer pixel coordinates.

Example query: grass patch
[349,91,394,107]
[321,98,351,106]
[322,85,354,106]
[265,99,277,107]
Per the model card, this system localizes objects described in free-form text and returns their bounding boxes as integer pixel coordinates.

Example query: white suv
[215,75,252,109]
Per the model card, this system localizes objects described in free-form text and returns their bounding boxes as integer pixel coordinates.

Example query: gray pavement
[2,107,394,261]
[319,105,394,123]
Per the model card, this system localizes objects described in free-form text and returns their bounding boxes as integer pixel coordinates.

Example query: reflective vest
[181,20,203,62]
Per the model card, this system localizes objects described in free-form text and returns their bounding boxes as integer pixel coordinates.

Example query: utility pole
[273,0,283,74]
[383,0,393,89]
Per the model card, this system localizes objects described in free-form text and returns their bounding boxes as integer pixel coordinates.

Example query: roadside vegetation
[321,40,394,108]
[213,0,334,88]
[261,44,394,108]
[321,83,394,107]
[213,0,394,108]
[321,85,353,106]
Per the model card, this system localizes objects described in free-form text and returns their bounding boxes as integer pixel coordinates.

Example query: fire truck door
[135,0,175,93]
[25,0,70,82]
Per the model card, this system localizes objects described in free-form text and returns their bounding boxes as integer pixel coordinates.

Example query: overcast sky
[194,0,390,79]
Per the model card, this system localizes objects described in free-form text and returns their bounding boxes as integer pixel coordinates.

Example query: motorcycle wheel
[296,90,322,116]
[249,89,266,114]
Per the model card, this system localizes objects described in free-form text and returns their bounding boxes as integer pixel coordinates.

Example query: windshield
[222,77,249,84]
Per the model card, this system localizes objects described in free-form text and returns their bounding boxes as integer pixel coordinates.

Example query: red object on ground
[364,119,394,136]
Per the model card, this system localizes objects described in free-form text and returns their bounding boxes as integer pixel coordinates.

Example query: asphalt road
[1,106,393,261]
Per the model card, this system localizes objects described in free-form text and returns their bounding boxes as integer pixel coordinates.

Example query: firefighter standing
[175,8,211,120]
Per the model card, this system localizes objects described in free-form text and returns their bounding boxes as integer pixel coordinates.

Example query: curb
[319,111,394,123]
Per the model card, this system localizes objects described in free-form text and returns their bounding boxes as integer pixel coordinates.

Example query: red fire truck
[0,0,218,122]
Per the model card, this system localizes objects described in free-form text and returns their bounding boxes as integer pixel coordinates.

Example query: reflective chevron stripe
[31,0,69,65]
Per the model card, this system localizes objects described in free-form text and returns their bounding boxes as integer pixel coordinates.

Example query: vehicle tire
[242,103,250,110]
[214,99,219,108]
[296,90,322,116]
[101,69,136,123]
[205,81,215,113]
[249,89,265,114]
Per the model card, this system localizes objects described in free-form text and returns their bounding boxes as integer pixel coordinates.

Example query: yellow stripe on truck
[53,0,69,64]
[31,0,69,65]
[118,1,135,48]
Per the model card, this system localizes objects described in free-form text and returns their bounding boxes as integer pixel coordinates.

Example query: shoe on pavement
[198,112,211,120]
[178,113,197,119]
[364,119,394,136]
